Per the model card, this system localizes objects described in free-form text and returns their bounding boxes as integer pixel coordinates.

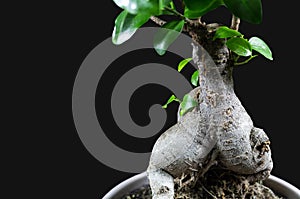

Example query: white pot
[103,172,300,199]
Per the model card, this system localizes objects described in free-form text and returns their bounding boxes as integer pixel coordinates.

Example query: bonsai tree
[111,0,277,198]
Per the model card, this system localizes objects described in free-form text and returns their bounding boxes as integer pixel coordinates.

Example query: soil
[121,167,283,199]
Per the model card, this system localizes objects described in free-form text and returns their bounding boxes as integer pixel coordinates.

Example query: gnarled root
[147,169,174,199]
[147,41,274,199]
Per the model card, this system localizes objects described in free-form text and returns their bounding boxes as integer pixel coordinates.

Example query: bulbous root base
[147,43,274,199]
[147,154,275,199]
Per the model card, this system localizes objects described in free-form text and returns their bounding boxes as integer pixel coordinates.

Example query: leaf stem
[164,6,194,24]
[169,1,175,9]
[234,55,258,66]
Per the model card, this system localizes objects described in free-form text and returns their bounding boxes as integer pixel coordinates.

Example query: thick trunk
[187,23,234,90]
[147,24,273,199]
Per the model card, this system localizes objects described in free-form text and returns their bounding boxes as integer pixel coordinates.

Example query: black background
[11,0,300,198]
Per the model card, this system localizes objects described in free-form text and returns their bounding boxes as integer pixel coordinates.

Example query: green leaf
[113,0,171,15]
[223,0,262,24]
[178,58,192,72]
[154,20,185,55]
[249,37,273,60]
[162,94,180,109]
[213,26,242,40]
[180,94,198,116]
[226,37,252,57]
[191,70,199,86]
[184,8,202,19]
[183,0,223,19]
[112,11,150,45]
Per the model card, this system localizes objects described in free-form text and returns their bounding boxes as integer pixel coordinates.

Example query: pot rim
[103,172,300,199]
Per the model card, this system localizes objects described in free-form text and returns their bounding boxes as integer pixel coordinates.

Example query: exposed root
[172,166,282,199]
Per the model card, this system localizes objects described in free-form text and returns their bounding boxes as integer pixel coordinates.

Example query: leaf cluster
[111,0,273,114]
[111,0,272,62]
[112,0,264,46]
[214,26,273,63]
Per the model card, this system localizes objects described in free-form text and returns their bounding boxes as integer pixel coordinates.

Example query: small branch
[151,7,202,33]
[150,16,191,33]
[230,15,240,31]
[234,55,258,66]
[164,6,185,19]
[150,16,166,26]
[164,6,195,25]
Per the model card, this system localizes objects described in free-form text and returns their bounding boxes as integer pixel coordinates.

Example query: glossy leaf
[226,37,252,57]
[213,26,242,40]
[112,10,150,45]
[191,70,199,86]
[154,20,185,55]
[184,8,201,19]
[113,0,171,15]
[223,0,262,24]
[180,94,198,116]
[178,58,192,72]
[162,94,180,109]
[183,0,223,19]
[249,37,273,60]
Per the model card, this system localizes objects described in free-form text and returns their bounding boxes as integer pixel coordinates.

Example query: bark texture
[147,25,273,199]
